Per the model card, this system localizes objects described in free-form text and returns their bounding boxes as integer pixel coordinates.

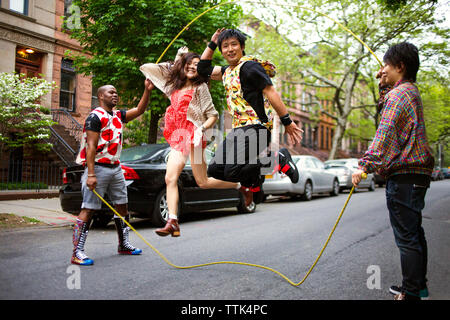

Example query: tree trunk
[328,120,346,160]
[328,69,359,160]
[147,110,161,144]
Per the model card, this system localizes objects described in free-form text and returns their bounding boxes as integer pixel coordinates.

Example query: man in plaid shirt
[352,42,434,300]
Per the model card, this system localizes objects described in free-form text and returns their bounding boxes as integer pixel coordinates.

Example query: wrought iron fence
[0,160,65,191]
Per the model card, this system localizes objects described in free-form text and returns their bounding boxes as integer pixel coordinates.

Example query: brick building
[0,0,93,166]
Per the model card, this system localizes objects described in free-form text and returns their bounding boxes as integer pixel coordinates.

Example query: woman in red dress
[140,48,248,237]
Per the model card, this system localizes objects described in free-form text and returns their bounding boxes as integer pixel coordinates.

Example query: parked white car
[324,158,376,192]
[263,155,340,201]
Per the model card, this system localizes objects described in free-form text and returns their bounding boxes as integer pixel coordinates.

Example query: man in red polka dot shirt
[71,79,154,266]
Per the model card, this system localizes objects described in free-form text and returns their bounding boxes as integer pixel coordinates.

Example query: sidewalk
[0,191,76,227]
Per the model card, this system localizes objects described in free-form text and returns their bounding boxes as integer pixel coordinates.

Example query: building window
[320,125,324,149]
[301,91,307,111]
[91,84,100,109]
[10,0,28,15]
[60,59,76,112]
[64,0,73,16]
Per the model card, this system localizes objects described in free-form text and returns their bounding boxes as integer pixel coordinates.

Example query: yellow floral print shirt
[222,56,276,130]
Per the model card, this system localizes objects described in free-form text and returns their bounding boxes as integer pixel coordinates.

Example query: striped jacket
[358,79,434,178]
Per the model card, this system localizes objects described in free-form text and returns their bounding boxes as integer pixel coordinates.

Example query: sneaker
[155,219,180,237]
[276,148,299,183]
[239,186,254,207]
[389,285,429,299]
[118,245,143,255]
[71,250,94,266]
[393,292,421,300]
[118,236,143,255]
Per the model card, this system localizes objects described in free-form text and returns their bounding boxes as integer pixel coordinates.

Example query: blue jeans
[386,179,428,296]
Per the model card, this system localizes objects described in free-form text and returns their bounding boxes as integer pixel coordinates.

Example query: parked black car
[60,144,256,228]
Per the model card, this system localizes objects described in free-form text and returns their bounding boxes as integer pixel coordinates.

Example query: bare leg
[155,150,186,237]
[165,149,188,218]
[190,146,238,189]
[78,208,93,223]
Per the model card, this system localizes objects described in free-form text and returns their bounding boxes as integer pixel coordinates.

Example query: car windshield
[325,160,347,167]
[120,144,168,162]
[326,159,358,168]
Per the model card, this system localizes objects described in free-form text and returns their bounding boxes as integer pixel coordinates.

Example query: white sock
[169,214,178,220]
[235,182,241,189]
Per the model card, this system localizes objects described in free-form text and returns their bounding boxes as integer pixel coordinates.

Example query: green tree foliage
[244,0,448,159]
[419,74,450,166]
[0,73,57,156]
[65,0,242,145]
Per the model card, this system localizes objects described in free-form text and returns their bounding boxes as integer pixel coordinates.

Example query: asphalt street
[0,180,449,301]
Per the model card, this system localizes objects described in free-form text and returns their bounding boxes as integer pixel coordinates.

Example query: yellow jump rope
[94,173,366,287]
[94,0,378,287]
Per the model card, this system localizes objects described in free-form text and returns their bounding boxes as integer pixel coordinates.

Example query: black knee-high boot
[114,215,142,255]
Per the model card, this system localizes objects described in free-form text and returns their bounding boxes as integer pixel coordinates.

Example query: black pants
[386,177,429,296]
[207,124,274,188]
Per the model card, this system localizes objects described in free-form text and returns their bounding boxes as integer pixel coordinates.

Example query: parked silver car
[263,155,340,201]
[324,158,376,192]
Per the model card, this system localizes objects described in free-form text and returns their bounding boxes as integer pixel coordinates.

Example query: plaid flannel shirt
[358,79,434,178]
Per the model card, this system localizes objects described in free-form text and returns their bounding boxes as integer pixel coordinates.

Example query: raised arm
[197,28,225,81]
[125,79,154,122]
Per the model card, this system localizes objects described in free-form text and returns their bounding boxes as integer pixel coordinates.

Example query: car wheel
[301,181,313,201]
[330,179,339,196]
[152,189,171,227]
[368,179,376,191]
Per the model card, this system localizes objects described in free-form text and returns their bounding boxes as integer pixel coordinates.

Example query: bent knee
[165,174,179,186]
[195,179,208,189]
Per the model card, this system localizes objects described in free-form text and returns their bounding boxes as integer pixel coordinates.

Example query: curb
[0,191,60,201]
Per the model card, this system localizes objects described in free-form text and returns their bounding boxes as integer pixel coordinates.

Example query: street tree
[0,72,56,157]
[244,0,448,159]
[419,74,450,167]
[65,0,242,145]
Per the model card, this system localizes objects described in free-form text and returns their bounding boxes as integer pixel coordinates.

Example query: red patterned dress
[164,89,206,155]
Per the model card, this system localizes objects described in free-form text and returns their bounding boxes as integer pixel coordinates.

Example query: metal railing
[45,126,77,166]
[50,108,83,143]
[0,159,65,191]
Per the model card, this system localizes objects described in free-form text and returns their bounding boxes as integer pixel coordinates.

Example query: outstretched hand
[284,122,303,146]
[177,46,189,57]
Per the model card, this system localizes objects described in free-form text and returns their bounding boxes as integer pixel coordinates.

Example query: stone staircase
[46,109,83,166]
